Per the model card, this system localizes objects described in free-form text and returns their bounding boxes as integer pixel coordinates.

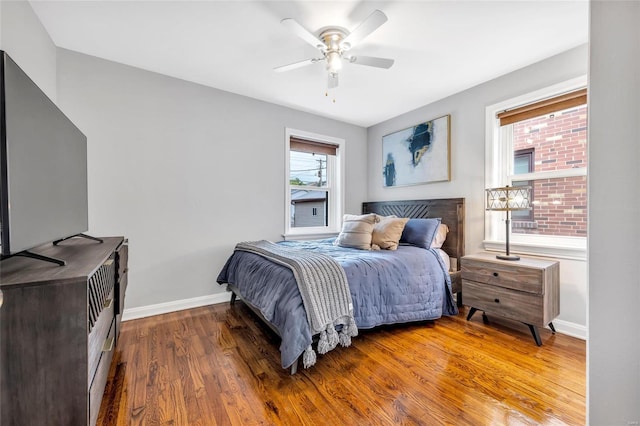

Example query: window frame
[284,128,345,239]
[484,76,588,260]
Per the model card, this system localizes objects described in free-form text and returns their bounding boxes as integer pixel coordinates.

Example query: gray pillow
[334,213,378,250]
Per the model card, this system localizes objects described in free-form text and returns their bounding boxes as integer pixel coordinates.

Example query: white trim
[483,239,587,261]
[552,319,587,340]
[121,292,231,321]
[510,167,587,182]
[283,231,339,241]
[284,128,345,235]
[117,291,588,340]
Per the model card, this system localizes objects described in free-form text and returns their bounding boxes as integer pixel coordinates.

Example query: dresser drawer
[462,258,543,294]
[117,271,128,315]
[463,280,543,325]
[88,288,115,385]
[89,319,115,426]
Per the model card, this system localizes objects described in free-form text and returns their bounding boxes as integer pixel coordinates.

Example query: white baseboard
[552,319,587,340]
[121,292,232,322]
[122,293,588,341]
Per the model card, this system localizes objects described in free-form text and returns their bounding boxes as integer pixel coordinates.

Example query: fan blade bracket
[347,55,394,69]
[274,58,322,72]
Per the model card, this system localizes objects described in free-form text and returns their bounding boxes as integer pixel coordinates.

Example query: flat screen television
[0,50,89,264]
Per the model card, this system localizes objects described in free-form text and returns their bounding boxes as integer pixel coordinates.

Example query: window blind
[497,88,587,126]
[290,137,338,156]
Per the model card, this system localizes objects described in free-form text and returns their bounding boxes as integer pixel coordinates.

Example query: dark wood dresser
[0,236,128,425]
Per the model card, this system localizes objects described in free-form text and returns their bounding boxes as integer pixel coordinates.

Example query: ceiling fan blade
[340,10,388,50]
[348,56,394,69]
[274,58,320,72]
[328,73,339,89]
[281,18,326,50]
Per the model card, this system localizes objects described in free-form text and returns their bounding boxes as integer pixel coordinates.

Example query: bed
[216,198,465,374]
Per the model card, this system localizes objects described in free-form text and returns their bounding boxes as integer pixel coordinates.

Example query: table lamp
[486,185,532,261]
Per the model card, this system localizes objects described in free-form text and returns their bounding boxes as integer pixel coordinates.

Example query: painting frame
[382,114,451,187]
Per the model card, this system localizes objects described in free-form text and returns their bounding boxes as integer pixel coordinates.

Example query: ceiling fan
[274,10,394,89]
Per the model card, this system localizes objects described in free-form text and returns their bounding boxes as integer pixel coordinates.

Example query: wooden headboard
[362,198,465,271]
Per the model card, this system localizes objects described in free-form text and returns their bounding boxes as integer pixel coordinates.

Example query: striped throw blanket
[234,240,358,367]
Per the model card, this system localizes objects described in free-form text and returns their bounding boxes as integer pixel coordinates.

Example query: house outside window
[485,77,588,258]
[285,128,344,238]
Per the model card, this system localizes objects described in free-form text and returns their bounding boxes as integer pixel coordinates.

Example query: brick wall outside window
[512,105,587,237]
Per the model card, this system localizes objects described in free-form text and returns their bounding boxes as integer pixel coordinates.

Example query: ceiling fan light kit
[275,10,394,90]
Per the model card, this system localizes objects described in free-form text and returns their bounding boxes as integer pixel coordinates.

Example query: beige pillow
[334,213,378,250]
[372,216,409,250]
[431,224,449,249]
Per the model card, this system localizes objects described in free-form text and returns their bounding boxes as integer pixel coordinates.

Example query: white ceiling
[30,1,589,127]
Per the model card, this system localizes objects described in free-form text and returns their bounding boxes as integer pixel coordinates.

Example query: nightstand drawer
[462,258,543,294]
[463,280,543,325]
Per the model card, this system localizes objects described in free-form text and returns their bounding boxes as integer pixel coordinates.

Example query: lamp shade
[486,186,532,211]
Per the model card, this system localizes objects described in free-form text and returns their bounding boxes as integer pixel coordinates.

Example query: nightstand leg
[527,324,543,346]
[482,313,489,324]
[230,292,237,305]
[548,322,556,334]
[466,307,478,321]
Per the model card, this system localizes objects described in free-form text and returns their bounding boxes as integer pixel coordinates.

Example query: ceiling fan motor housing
[320,29,347,73]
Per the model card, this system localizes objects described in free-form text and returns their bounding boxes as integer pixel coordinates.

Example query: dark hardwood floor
[98,301,585,425]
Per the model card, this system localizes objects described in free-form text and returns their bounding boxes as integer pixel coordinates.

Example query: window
[512,148,534,223]
[485,77,587,258]
[285,129,344,238]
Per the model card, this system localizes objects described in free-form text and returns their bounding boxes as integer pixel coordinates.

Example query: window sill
[483,239,586,261]
[282,231,339,241]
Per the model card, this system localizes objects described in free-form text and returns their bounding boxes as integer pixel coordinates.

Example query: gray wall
[56,49,367,309]
[588,1,640,424]
[0,0,57,101]
[367,45,589,331]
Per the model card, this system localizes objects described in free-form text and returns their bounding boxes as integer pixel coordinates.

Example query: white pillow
[431,224,449,249]
[334,213,378,250]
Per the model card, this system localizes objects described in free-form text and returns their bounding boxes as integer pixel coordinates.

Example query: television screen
[0,51,88,256]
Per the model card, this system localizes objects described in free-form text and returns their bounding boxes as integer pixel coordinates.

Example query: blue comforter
[216,238,458,369]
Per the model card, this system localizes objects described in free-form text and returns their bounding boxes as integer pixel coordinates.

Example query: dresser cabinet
[461,253,559,345]
[114,240,129,339]
[0,236,128,425]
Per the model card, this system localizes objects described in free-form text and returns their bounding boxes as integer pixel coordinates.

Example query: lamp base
[496,254,520,261]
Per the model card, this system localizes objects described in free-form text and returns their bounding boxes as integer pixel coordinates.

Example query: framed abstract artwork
[382,114,451,187]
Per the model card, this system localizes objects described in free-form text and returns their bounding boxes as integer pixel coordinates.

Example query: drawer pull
[104,298,113,309]
[493,272,499,277]
[102,336,115,352]
[0,289,3,308]
[494,298,500,303]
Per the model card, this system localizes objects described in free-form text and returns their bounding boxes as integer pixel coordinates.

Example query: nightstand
[461,253,559,346]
